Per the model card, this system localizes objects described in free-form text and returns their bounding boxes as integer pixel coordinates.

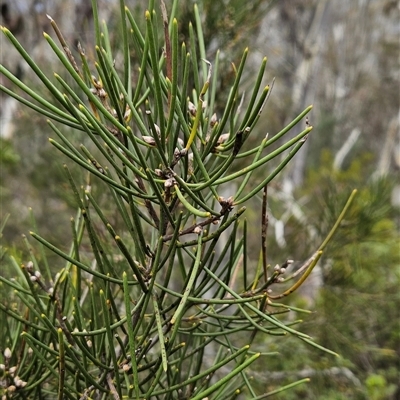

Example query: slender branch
[261,184,268,282]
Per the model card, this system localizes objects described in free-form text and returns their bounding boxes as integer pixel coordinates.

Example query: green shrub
[0,1,355,398]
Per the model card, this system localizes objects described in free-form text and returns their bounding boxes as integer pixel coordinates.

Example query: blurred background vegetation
[1,0,399,399]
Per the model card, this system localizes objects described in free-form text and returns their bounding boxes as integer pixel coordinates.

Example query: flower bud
[210,113,218,127]
[122,363,130,372]
[188,101,196,116]
[164,178,175,188]
[142,136,156,146]
[4,348,11,359]
[217,133,230,145]
[194,226,203,234]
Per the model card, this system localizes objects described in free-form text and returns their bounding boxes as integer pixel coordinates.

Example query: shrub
[0,1,355,398]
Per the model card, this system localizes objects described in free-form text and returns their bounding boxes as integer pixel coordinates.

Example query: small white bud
[26,261,34,271]
[153,124,161,137]
[122,363,130,372]
[210,113,218,127]
[179,148,188,157]
[124,108,131,121]
[9,366,17,375]
[21,381,28,387]
[194,226,203,234]
[15,378,27,388]
[164,178,175,188]
[34,271,41,279]
[142,136,156,146]
[98,88,107,98]
[188,101,196,116]
[273,265,280,272]
[280,268,286,274]
[4,348,11,359]
[217,133,230,145]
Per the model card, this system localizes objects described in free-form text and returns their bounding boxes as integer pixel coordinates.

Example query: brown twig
[107,372,121,400]
[160,0,172,82]
[261,184,268,282]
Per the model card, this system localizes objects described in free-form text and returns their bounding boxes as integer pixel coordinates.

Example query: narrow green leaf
[253,378,310,399]
[171,232,203,324]
[123,272,140,399]
[100,289,122,395]
[152,291,168,371]
[190,352,260,400]
[146,10,166,148]
[57,328,65,400]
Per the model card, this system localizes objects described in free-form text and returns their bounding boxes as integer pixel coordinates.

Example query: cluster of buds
[273,259,293,283]
[0,348,27,397]
[26,261,41,283]
[25,262,53,295]
[90,75,107,102]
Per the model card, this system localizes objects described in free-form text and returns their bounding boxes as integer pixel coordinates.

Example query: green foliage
[0,1,354,399]
[256,151,400,399]
[0,139,20,166]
